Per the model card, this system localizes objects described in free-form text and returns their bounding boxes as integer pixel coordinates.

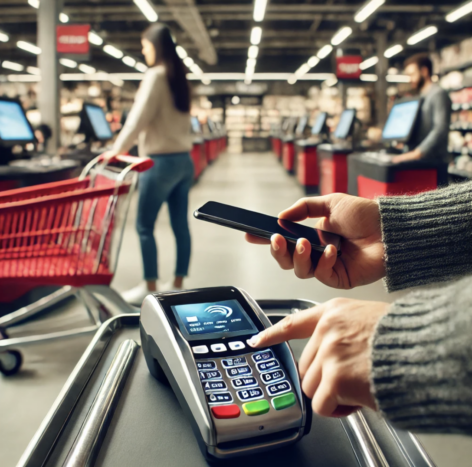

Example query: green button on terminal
[272,392,296,411]
[242,399,270,416]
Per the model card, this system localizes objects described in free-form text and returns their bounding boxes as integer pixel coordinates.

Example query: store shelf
[450,127,472,133]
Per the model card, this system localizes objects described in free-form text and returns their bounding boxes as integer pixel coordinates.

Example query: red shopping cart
[0,154,153,375]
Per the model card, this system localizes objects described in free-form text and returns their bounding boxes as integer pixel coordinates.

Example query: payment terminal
[140,286,311,461]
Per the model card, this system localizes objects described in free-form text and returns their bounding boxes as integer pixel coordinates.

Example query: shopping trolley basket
[0,154,153,375]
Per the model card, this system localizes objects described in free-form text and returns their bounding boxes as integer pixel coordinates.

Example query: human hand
[245,194,385,289]
[248,298,390,417]
[100,149,120,162]
[391,149,422,164]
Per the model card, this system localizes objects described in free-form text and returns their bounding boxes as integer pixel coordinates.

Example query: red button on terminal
[211,404,241,419]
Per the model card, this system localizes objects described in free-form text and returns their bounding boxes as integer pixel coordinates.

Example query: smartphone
[194,201,341,266]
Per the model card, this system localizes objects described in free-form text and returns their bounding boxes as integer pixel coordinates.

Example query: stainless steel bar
[62,339,138,467]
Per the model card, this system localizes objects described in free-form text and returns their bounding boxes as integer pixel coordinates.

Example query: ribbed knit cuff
[371,276,472,434]
[378,182,472,292]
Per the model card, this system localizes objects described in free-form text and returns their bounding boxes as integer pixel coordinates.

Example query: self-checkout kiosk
[348,98,448,198]
[318,109,357,195]
[204,118,220,165]
[282,117,307,174]
[190,116,207,180]
[295,112,329,194]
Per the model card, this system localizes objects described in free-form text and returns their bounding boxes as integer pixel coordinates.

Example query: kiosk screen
[84,104,113,140]
[0,100,35,142]
[191,116,202,134]
[296,117,308,135]
[172,299,258,339]
[382,99,421,142]
[333,109,356,140]
[311,112,327,135]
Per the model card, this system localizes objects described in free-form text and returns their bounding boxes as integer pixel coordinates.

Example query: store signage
[57,25,90,54]
[336,56,363,79]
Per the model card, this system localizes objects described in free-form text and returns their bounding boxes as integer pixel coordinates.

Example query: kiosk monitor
[191,116,202,134]
[207,118,216,133]
[296,116,308,136]
[0,98,35,145]
[311,112,328,135]
[381,98,421,143]
[333,109,356,140]
[80,103,113,142]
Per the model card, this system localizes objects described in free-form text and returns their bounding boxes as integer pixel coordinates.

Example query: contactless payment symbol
[205,305,233,318]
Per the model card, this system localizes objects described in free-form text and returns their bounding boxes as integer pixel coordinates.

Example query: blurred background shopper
[104,23,193,305]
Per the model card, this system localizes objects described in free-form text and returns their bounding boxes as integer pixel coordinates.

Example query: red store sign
[336,56,363,79]
[57,25,90,54]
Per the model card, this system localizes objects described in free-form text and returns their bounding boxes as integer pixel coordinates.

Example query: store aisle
[1,152,471,467]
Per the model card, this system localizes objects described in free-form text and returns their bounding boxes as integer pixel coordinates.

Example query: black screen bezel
[381,97,422,144]
[334,109,356,140]
[0,97,36,147]
[157,287,264,343]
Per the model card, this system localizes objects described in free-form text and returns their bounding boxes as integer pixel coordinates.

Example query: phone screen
[196,201,341,251]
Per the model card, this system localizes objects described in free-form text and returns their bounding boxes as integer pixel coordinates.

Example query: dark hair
[404,53,433,77]
[142,24,191,113]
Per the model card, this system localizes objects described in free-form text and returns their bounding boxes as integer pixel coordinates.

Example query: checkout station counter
[190,116,207,180]
[295,112,329,194]
[348,98,448,199]
[0,97,80,192]
[271,117,296,161]
[317,109,357,195]
[282,117,307,173]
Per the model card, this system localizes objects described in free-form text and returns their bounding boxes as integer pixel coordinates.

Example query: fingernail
[248,333,261,347]
[297,240,305,254]
[271,235,279,251]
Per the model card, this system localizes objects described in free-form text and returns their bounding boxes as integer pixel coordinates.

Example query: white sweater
[113,65,193,156]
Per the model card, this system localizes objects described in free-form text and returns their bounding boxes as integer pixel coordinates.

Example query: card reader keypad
[197,349,298,420]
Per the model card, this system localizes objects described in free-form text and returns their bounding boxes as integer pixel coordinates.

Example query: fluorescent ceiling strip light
[307,56,320,68]
[359,56,378,70]
[250,27,262,45]
[0,32,9,43]
[133,0,158,22]
[59,13,69,23]
[202,77,211,85]
[406,26,438,45]
[287,75,297,85]
[123,56,137,67]
[247,58,257,68]
[248,45,259,59]
[295,63,311,77]
[7,74,40,82]
[446,1,472,22]
[27,66,40,75]
[317,44,333,59]
[354,0,385,23]
[59,58,77,68]
[17,41,41,55]
[103,45,124,59]
[88,32,103,46]
[190,64,203,75]
[135,62,148,73]
[386,74,411,83]
[360,74,378,82]
[253,0,268,22]
[325,76,338,87]
[2,61,24,72]
[78,63,96,74]
[176,46,187,59]
[28,0,39,8]
[384,44,403,58]
[183,57,194,67]
[331,27,352,46]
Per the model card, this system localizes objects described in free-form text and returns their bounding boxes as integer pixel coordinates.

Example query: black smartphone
[194,201,341,267]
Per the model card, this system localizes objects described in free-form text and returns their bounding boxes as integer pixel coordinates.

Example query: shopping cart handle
[98,154,154,172]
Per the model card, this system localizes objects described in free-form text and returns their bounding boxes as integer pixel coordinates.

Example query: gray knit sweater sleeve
[371,275,472,434]
[378,181,472,292]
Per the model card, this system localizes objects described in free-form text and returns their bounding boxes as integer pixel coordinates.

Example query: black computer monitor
[207,118,216,133]
[191,116,202,134]
[381,98,421,143]
[296,116,308,136]
[79,103,113,142]
[311,112,328,136]
[334,109,356,140]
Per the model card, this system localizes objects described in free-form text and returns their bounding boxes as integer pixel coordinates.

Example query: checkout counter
[318,109,357,195]
[190,116,207,180]
[348,98,448,198]
[204,118,221,165]
[295,112,329,194]
[282,117,306,173]
[271,117,296,161]
[0,97,80,192]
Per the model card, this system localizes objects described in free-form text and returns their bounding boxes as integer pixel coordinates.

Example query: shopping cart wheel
[0,350,23,376]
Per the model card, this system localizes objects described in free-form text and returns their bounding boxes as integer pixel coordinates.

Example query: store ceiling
[0,0,471,77]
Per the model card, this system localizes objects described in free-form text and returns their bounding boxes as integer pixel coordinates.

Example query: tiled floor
[1,151,471,466]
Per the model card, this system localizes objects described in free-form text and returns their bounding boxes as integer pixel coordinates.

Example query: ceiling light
[133,0,158,22]
[248,45,259,59]
[250,27,262,45]
[0,32,9,43]
[232,96,240,105]
[253,0,268,22]
[176,46,187,59]
[384,44,403,58]
[2,61,24,72]
[287,75,297,85]
[307,56,320,68]
[317,44,333,59]
[247,58,256,68]
[88,31,103,46]
[109,76,124,87]
[123,56,137,67]
[354,0,385,23]
[446,1,472,22]
[79,63,96,74]
[28,0,39,8]
[59,13,69,23]
[360,74,378,82]
[17,41,41,55]
[245,77,252,85]
[27,66,40,75]
[202,77,211,85]
[407,26,438,45]
[190,64,203,75]
[386,74,411,83]
[7,74,40,82]
[295,63,311,77]
[103,44,124,59]
[59,58,77,68]
[331,26,352,46]
[183,57,194,67]
[359,56,378,70]
[135,62,148,73]
[325,75,338,87]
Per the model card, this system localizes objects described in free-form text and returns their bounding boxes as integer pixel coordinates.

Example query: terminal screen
[0,100,35,142]
[85,105,113,140]
[191,116,201,134]
[334,109,355,139]
[172,299,258,339]
[382,100,420,141]
[311,112,327,135]
[296,117,308,135]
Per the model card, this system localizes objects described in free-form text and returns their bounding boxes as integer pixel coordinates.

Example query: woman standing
[104,24,194,305]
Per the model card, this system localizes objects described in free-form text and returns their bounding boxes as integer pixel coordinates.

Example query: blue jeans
[136,152,194,280]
